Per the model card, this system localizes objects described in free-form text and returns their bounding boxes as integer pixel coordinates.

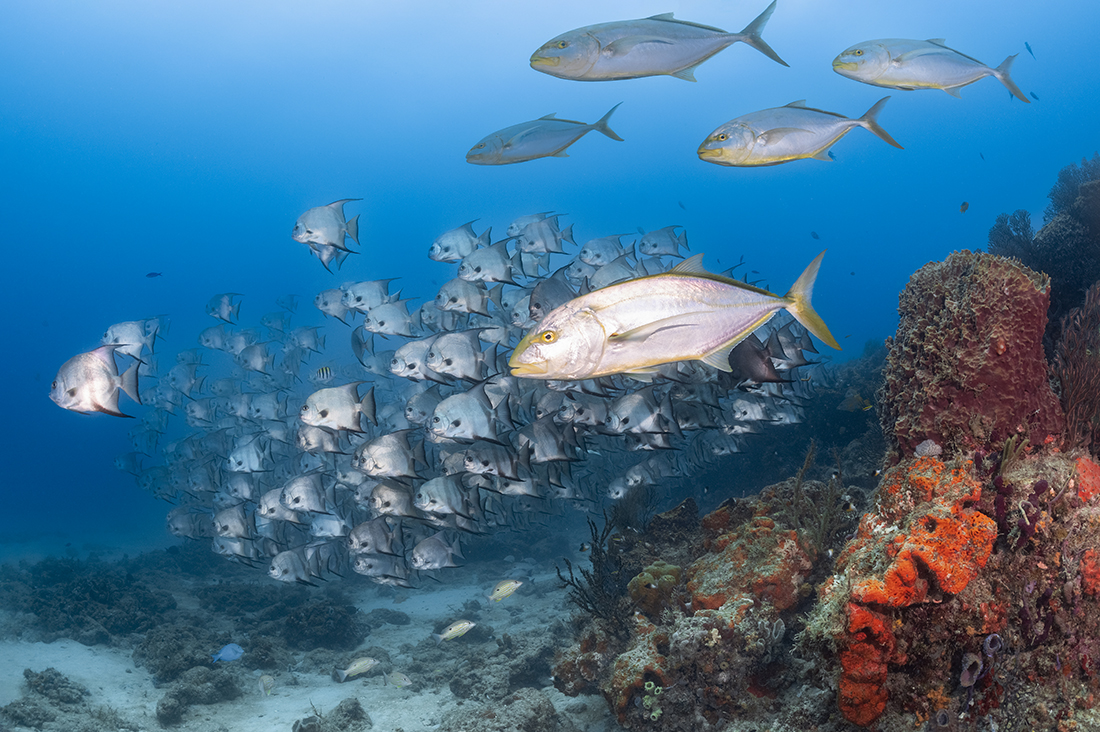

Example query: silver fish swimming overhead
[530,1,788,81]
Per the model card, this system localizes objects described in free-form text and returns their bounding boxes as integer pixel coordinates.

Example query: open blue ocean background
[1,0,1096,557]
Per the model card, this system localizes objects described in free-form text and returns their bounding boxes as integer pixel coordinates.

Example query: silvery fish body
[315,289,352,324]
[268,549,315,585]
[507,212,553,238]
[353,430,424,479]
[697,98,902,167]
[579,235,630,267]
[516,216,574,254]
[226,434,269,472]
[405,385,444,425]
[431,386,508,443]
[414,475,469,517]
[832,38,1028,102]
[410,531,463,570]
[425,330,491,382]
[367,481,420,519]
[362,300,416,337]
[206,293,242,324]
[297,423,343,454]
[529,1,786,81]
[258,487,306,524]
[639,226,689,257]
[280,473,331,514]
[341,279,395,313]
[509,252,839,380]
[348,517,399,555]
[391,336,446,383]
[435,279,497,317]
[429,220,489,262]
[457,241,518,284]
[50,345,141,418]
[102,320,157,359]
[299,382,376,433]
[292,199,361,251]
[466,105,623,165]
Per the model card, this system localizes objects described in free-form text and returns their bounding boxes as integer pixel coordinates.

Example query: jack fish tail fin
[783,251,840,350]
[858,96,904,149]
[994,54,1029,103]
[736,0,789,67]
[592,103,624,142]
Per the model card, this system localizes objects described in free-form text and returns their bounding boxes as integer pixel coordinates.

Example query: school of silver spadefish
[79,208,837,589]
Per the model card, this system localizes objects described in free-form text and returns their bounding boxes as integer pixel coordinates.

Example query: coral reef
[155,665,242,725]
[627,561,682,618]
[1054,281,1100,452]
[291,698,373,732]
[439,687,578,732]
[989,154,1100,348]
[878,250,1064,456]
[283,597,369,651]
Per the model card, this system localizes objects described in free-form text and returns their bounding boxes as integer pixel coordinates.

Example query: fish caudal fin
[857,96,904,149]
[737,0,789,68]
[592,103,624,142]
[335,670,348,683]
[120,361,142,405]
[994,54,1029,103]
[783,251,840,350]
[346,214,361,246]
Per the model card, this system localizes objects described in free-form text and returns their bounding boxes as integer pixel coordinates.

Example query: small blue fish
[810,231,820,240]
[1024,41,1034,59]
[1029,91,1039,101]
[146,272,163,278]
[827,150,836,161]
[212,643,244,663]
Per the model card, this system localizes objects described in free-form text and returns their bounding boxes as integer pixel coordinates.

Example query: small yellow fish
[433,619,476,645]
[317,366,333,381]
[259,675,275,696]
[488,579,523,603]
[334,657,379,683]
[384,671,413,688]
[837,391,872,412]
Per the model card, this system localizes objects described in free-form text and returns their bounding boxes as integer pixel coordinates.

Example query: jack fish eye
[556,40,569,49]
[539,331,557,344]
[716,133,728,142]
[853,49,863,56]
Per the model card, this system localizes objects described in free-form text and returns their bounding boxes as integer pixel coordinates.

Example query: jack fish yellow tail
[784,250,841,350]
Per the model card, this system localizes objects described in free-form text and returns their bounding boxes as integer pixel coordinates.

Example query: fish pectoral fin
[810,148,834,161]
[551,150,570,157]
[943,86,963,98]
[605,35,674,56]
[609,313,708,343]
[757,127,813,145]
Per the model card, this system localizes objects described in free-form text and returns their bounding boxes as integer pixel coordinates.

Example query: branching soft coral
[1054,281,1100,451]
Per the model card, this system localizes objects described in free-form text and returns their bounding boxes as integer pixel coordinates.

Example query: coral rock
[878,250,1064,455]
[627,561,682,618]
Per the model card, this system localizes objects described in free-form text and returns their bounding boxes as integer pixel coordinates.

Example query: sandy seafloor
[0,533,619,732]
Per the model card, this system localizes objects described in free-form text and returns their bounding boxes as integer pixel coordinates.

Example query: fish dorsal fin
[784,100,808,107]
[646,12,675,20]
[671,253,708,274]
[700,335,753,372]
[538,113,558,120]
[605,35,674,56]
[926,38,947,45]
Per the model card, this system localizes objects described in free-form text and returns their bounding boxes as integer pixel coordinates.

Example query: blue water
[1,0,1095,549]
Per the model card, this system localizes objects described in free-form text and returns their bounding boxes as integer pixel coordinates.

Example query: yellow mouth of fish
[697,147,723,159]
[832,60,856,71]
[530,55,559,67]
